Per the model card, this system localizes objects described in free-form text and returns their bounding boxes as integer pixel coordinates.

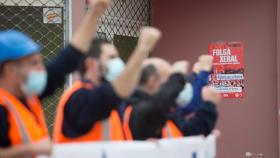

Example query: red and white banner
[208,42,244,98]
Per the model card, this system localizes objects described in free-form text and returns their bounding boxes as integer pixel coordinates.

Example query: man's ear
[3,62,17,78]
[92,58,100,70]
[0,62,23,83]
[85,57,95,71]
[147,75,157,89]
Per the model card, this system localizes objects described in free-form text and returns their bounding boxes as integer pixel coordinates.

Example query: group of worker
[0,0,221,157]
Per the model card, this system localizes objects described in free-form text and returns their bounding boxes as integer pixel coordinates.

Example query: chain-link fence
[96,0,151,61]
[0,0,151,132]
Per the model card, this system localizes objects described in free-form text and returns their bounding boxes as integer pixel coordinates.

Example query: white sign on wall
[43,8,62,24]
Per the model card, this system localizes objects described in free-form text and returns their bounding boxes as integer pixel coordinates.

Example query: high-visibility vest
[162,120,183,138]
[123,105,183,140]
[53,81,125,143]
[0,88,49,146]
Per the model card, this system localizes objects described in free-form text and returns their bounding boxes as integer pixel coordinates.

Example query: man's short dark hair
[77,39,111,75]
[0,61,11,77]
[139,64,159,86]
[88,39,111,58]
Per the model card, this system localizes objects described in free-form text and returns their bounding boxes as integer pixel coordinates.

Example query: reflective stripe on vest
[123,105,133,140]
[53,81,124,143]
[0,88,48,146]
[2,97,30,143]
[162,120,183,138]
[102,118,110,141]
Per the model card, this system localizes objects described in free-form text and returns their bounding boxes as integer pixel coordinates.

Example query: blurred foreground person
[0,0,111,157]
[121,57,220,140]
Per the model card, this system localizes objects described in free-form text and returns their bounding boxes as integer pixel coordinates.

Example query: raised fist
[192,62,201,74]
[199,55,213,72]
[172,60,189,75]
[202,86,221,104]
[89,0,111,17]
[138,27,162,54]
[212,129,221,138]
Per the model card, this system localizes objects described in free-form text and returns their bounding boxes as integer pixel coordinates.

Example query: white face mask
[22,70,48,96]
[176,83,193,107]
[105,57,125,82]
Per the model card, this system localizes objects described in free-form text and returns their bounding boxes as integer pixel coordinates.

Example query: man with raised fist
[121,57,220,140]
[52,27,162,143]
[180,55,214,114]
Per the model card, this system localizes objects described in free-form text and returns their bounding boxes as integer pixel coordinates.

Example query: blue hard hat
[0,30,41,63]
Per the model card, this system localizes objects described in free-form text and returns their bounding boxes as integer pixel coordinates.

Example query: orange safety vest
[0,88,49,146]
[123,106,183,140]
[53,81,125,143]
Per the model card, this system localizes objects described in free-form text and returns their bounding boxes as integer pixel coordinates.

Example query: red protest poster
[208,42,244,98]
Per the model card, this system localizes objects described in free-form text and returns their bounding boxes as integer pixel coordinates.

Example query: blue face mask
[105,57,125,82]
[176,83,193,107]
[22,70,48,96]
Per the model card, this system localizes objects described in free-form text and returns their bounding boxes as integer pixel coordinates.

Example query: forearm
[40,45,84,99]
[186,71,211,113]
[112,46,148,98]
[153,73,186,112]
[0,145,33,158]
[195,71,210,87]
[71,12,99,53]
[186,83,204,113]
[0,142,51,158]
[180,102,218,136]
[113,27,161,98]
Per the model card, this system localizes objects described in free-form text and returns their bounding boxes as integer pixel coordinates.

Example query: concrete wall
[152,0,279,157]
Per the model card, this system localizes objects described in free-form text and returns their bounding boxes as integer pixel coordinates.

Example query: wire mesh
[96,0,151,61]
